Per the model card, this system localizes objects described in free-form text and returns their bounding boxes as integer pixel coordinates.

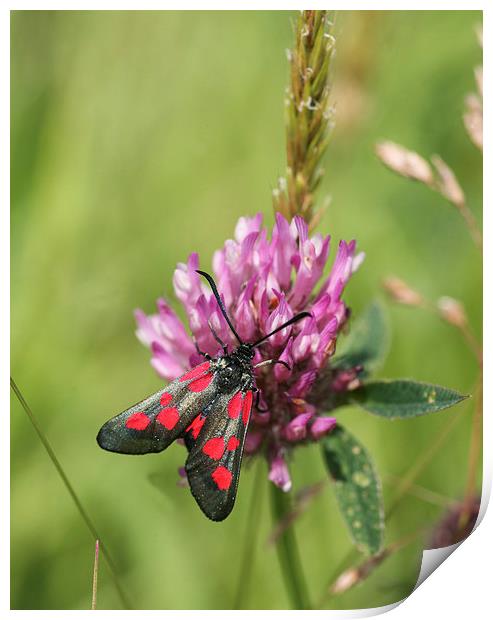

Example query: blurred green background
[11,10,482,610]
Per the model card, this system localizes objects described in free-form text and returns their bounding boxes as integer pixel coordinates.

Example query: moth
[97,270,310,521]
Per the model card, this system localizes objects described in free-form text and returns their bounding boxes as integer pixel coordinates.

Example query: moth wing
[97,361,218,455]
[185,387,254,521]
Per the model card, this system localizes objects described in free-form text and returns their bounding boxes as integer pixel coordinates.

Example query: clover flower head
[135,213,363,490]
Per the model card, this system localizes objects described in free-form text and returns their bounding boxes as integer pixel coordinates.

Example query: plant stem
[10,377,132,610]
[233,461,264,609]
[383,474,455,508]
[270,484,311,609]
[457,200,482,251]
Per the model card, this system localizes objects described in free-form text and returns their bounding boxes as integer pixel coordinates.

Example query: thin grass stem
[457,200,482,251]
[383,474,455,508]
[10,377,132,610]
[385,411,463,521]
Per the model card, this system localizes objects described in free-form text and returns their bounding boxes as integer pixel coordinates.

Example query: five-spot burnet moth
[97,270,310,521]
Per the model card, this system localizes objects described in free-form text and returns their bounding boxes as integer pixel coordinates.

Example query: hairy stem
[270,484,311,609]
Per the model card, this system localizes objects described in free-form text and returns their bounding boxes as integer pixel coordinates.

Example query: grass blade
[10,377,132,610]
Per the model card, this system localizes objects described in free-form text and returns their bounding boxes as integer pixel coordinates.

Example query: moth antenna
[207,319,228,355]
[252,312,312,348]
[196,270,243,345]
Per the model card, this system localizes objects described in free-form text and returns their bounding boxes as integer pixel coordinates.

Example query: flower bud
[383,277,423,307]
[375,141,434,186]
[310,416,337,440]
[437,296,467,328]
[283,413,313,442]
[268,451,292,492]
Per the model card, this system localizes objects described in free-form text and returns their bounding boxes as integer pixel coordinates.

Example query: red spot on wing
[227,392,243,419]
[186,414,206,440]
[211,466,233,490]
[156,407,180,430]
[160,392,173,406]
[227,436,240,451]
[180,361,211,382]
[188,373,213,393]
[242,391,253,425]
[203,437,225,460]
[125,412,150,431]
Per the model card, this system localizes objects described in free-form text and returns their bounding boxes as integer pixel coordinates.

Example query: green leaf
[349,379,468,418]
[321,424,384,555]
[331,301,390,378]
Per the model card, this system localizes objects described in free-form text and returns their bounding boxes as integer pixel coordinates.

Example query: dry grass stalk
[92,540,100,610]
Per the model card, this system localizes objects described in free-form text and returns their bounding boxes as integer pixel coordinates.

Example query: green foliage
[332,301,390,378]
[321,425,384,555]
[349,380,468,418]
[320,304,465,558]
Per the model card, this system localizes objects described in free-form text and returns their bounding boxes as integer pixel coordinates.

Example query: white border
[5,4,489,617]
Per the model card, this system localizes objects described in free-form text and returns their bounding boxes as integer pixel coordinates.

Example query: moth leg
[254,359,291,371]
[207,320,228,355]
[254,389,268,413]
[192,337,212,361]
